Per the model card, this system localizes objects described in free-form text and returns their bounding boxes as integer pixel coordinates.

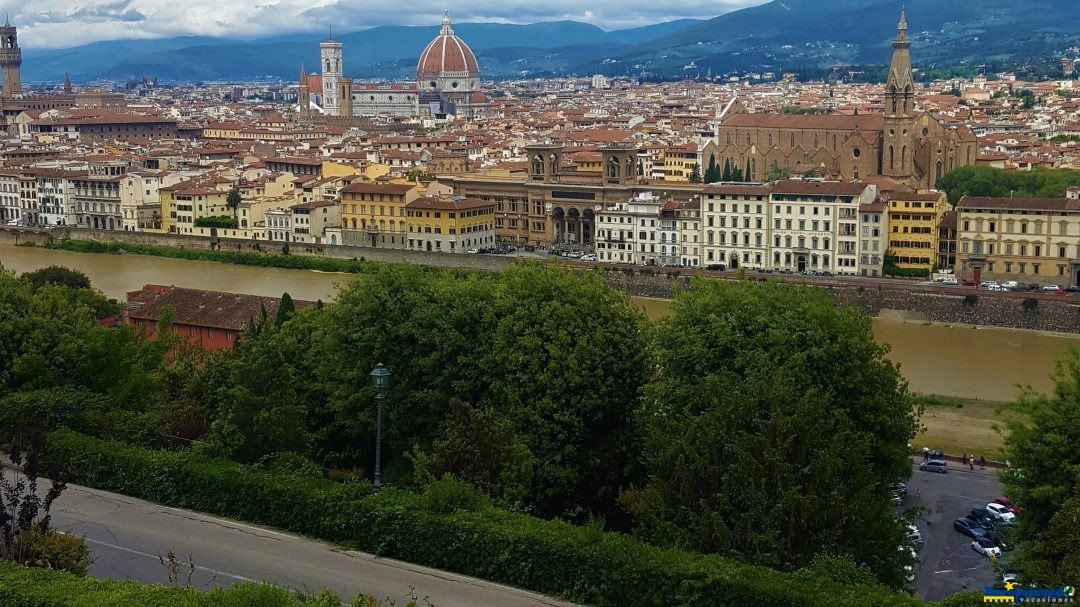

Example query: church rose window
[852,148,861,158]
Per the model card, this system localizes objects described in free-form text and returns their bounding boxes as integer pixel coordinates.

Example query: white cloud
[11,0,768,49]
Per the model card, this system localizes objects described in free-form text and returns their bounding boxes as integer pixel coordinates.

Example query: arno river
[2,242,1076,402]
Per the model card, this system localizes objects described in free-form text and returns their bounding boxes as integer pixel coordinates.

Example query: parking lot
[903,461,1006,601]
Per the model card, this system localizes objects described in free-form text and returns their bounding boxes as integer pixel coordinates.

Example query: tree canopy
[1003,349,1080,587]
[625,279,919,585]
[936,166,1080,205]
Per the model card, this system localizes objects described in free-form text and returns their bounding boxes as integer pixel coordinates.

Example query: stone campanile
[883,8,915,180]
[0,16,22,97]
[320,37,343,116]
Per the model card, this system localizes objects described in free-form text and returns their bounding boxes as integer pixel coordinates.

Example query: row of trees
[935,166,1080,204]
[11,260,1077,590]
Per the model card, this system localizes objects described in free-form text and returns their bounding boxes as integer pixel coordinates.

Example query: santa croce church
[706,10,976,191]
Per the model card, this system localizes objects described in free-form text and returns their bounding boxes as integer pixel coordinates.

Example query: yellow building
[662,144,699,182]
[160,176,233,234]
[339,182,419,248]
[405,195,496,253]
[886,191,950,269]
[956,196,1080,287]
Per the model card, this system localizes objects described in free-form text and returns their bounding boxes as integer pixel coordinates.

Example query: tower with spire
[297,62,311,118]
[883,7,915,180]
[320,32,343,116]
[0,15,22,97]
[63,72,73,94]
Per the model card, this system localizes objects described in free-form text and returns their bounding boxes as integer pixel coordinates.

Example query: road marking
[934,570,955,574]
[82,536,257,583]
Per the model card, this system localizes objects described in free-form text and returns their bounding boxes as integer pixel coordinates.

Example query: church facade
[706,10,976,191]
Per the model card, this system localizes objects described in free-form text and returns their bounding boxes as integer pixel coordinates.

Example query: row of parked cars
[954,498,1020,558]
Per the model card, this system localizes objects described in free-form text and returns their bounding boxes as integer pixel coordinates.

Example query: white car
[980,280,999,288]
[906,524,923,546]
[972,538,1001,558]
[467,248,479,254]
[942,277,959,286]
[1002,280,1019,289]
[580,254,597,262]
[986,502,1016,524]
[1043,284,1061,292]
[987,284,1003,291]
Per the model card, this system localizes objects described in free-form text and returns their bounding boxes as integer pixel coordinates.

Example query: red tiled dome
[417,13,479,80]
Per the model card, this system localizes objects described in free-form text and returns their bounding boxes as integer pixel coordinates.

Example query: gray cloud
[12,0,768,49]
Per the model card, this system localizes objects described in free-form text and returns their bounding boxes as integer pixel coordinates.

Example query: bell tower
[883,8,915,180]
[320,36,343,116]
[297,62,310,118]
[0,16,22,97]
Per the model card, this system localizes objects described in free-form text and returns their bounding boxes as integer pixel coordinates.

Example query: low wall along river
[2,230,1077,402]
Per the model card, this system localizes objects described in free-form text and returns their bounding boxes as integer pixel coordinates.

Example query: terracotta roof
[406,196,493,211]
[722,113,884,131]
[125,285,312,330]
[340,182,416,195]
[702,184,772,196]
[771,180,870,196]
[417,16,479,79]
[957,196,1080,213]
[859,202,887,212]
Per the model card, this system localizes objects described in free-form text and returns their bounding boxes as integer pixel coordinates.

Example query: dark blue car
[954,517,988,539]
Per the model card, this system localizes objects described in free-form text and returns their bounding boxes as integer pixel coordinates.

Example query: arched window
[608,157,620,178]
[798,236,806,248]
[889,146,894,170]
[326,60,331,72]
[901,145,908,169]
[533,154,543,176]
[549,154,558,175]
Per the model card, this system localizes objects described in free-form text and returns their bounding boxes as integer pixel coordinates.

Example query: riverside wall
[7,228,1080,334]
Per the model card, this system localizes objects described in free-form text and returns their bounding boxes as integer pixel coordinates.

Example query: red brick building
[124,285,309,350]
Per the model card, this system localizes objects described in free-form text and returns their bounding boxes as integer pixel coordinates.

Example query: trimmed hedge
[0,560,341,607]
[43,430,952,607]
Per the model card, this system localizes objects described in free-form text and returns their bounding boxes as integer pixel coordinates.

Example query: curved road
[36,477,580,607]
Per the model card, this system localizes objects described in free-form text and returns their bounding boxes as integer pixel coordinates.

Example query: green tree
[688,163,702,183]
[767,160,787,181]
[21,266,91,291]
[226,188,242,222]
[628,280,918,585]
[275,292,295,328]
[704,155,720,183]
[1003,349,1080,587]
[936,166,1080,205]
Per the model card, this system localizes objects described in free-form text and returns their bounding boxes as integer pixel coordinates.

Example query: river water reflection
[3,243,1076,401]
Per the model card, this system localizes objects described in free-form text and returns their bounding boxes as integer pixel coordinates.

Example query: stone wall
[600,267,1080,334]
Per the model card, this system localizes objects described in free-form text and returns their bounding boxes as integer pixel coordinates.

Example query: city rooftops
[339,182,417,195]
[771,179,871,196]
[406,195,493,211]
[956,196,1080,213]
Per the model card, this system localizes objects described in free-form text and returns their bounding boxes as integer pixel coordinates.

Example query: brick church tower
[883,9,915,181]
[0,16,22,97]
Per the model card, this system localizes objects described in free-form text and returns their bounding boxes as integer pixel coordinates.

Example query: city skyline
[10,0,767,49]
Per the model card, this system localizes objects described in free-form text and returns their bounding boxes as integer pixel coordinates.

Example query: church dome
[417,12,479,83]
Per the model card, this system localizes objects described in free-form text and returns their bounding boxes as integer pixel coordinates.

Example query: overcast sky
[11,0,769,49]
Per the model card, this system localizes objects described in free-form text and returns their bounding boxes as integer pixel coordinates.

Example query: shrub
[44,430,928,607]
[1022,298,1038,312]
[18,528,92,576]
[194,216,239,229]
[963,294,979,307]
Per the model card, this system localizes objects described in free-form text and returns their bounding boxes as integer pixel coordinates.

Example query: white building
[769,180,878,275]
[35,170,77,227]
[264,208,293,243]
[859,201,889,277]
[701,183,773,269]
[595,191,663,265]
[119,171,167,231]
[0,169,21,224]
[677,198,702,268]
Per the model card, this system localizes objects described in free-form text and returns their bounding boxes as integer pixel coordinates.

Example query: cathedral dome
[417,12,479,86]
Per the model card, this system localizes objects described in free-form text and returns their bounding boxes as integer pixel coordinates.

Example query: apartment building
[859,201,888,277]
[886,191,950,270]
[405,195,496,253]
[701,183,772,268]
[595,192,665,265]
[956,196,1080,287]
[339,182,419,248]
[677,198,702,268]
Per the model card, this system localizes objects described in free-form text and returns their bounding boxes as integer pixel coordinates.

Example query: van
[919,459,948,474]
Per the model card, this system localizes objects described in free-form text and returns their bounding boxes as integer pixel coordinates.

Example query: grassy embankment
[912,395,1030,460]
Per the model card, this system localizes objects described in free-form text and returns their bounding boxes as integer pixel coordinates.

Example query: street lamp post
[369,363,391,491]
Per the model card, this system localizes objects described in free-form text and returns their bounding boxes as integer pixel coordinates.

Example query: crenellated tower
[883,8,915,180]
[0,16,22,97]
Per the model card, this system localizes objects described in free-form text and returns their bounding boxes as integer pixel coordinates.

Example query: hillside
[20,0,1080,83]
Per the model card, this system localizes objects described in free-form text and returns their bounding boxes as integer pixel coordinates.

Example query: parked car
[972,536,1002,558]
[986,502,1017,524]
[1001,280,1019,289]
[566,251,584,259]
[954,517,989,539]
[919,459,948,474]
[980,280,999,289]
[580,254,597,262]
[962,279,977,287]
[1043,284,1062,292]
[466,248,479,254]
[942,277,959,286]
[906,523,923,547]
[987,284,1004,291]
[993,497,1020,515]
[965,509,996,531]
[704,263,725,272]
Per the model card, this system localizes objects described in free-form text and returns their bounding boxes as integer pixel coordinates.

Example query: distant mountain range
[22,0,1080,84]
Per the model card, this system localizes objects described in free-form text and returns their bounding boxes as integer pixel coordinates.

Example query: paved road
[11,471,579,607]
[905,462,1006,602]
